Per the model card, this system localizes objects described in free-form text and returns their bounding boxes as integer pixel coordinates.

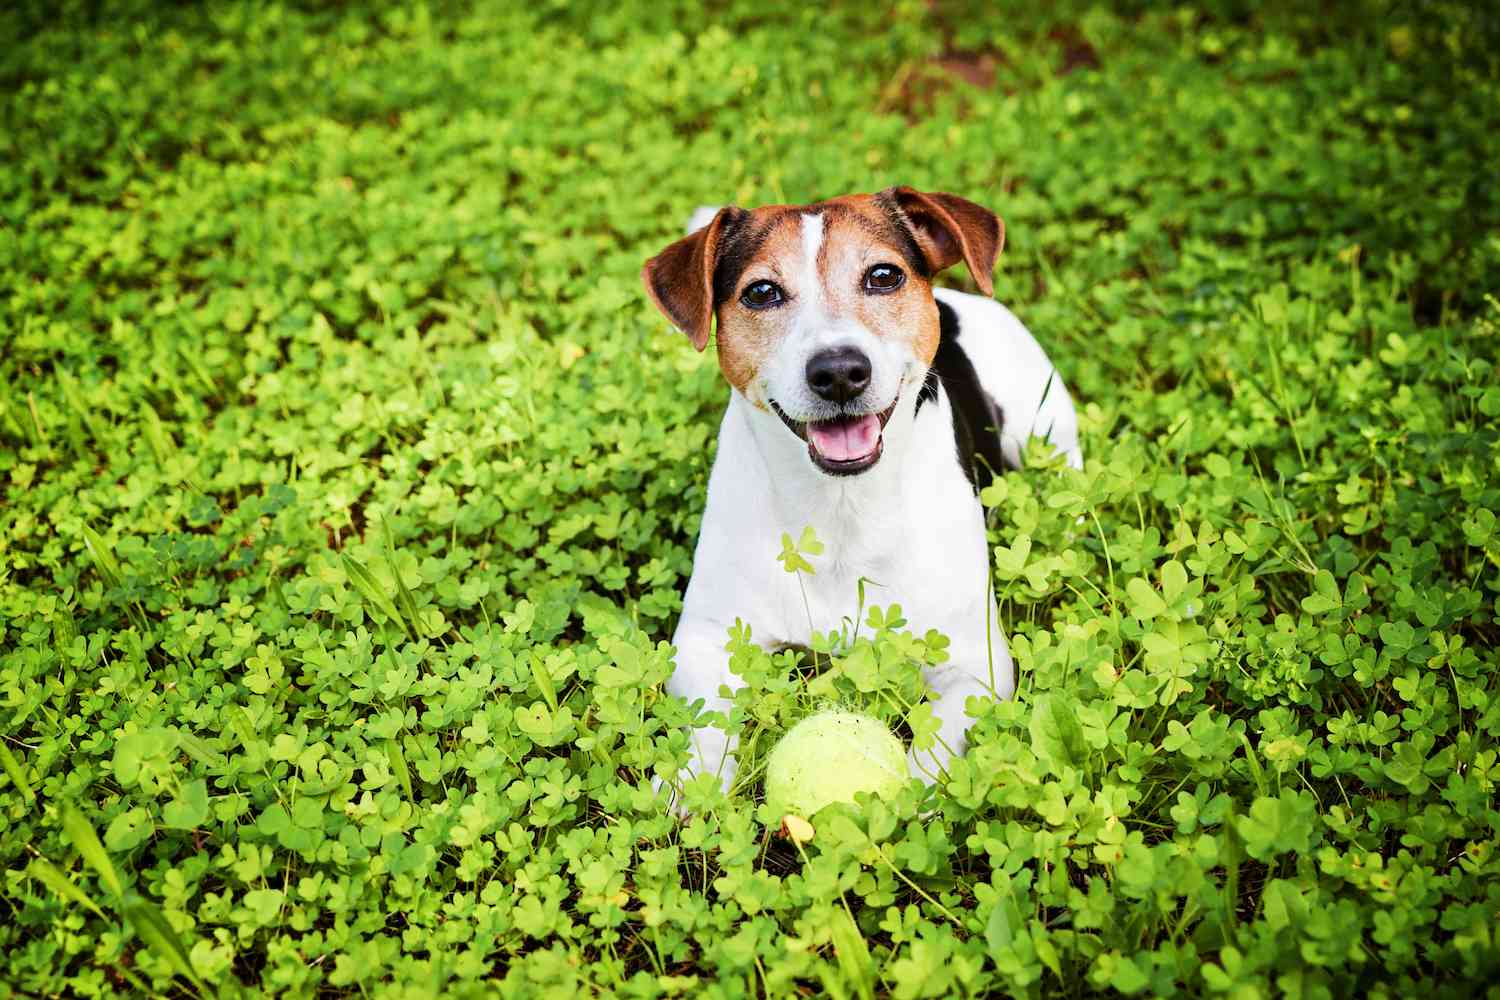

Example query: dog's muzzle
[769,396,899,476]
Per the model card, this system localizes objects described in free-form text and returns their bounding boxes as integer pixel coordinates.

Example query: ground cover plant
[2,0,1499,995]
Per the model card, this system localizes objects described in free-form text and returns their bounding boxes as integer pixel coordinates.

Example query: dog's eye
[864,264,905,293]
[740,280,784,310]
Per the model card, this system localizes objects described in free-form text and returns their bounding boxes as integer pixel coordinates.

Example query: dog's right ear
[642,207,740,352]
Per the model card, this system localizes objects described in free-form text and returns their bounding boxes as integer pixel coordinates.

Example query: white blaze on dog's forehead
[799,212,825,311]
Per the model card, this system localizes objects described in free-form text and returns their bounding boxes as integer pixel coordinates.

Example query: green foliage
[3,0,1499,995]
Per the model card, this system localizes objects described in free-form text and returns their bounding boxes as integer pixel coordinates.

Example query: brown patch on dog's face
[708,209,803,396]
[709,194,943,399]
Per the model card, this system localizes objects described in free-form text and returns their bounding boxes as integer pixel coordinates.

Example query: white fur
[798,212,825,309]
[685,205,721,234]
[658,282,1082,813]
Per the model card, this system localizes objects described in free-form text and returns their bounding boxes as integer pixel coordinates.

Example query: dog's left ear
[888,187,1004,297]
[641,207,741,352]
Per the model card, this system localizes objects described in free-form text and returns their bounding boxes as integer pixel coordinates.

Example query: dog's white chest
[679,390,995,657]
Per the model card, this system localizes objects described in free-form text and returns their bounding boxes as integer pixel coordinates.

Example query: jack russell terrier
[641,187,1082,812]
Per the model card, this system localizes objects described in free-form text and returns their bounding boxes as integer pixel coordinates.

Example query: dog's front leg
[653,620,745,814]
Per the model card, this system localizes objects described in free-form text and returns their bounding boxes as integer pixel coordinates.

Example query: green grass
[3,0,1499,996]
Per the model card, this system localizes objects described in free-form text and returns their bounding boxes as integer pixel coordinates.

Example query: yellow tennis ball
[764,710,907,817]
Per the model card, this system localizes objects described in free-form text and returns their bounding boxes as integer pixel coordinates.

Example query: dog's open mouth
[770,397,899,476]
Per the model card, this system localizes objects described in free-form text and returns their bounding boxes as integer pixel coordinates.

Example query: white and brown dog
[642,187,1082,811]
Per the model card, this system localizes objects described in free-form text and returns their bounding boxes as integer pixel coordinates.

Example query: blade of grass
[80,523,122,590]
[0,375,28,441]
[1239,733,1268,797]
[28,857,108,917]
[386,739,414,801]
[178,732,225,769]
[382,521,425,638]
[124,897,207,996]
[815,963,851,1000]
[51,603,78,658]
[55,368,102,441]
[0,741,35,809]
[529,650,559,714]
[60,803,125,899]
[829,906,875,1000]
[139,400,176,461]
[342,552,412,640]
[176,341,218,396]
[26,391,49,448]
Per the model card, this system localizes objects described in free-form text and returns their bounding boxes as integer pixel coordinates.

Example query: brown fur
[888,187,1003,297]
[642,188,1003,399]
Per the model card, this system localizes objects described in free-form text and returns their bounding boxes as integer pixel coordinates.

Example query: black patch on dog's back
[916,300,1009,491]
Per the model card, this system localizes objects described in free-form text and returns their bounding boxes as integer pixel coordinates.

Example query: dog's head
[642,187,1002,476]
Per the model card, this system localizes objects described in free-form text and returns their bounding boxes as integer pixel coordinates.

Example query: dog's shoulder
[916,294,1008,490]
[926,287,1083,472]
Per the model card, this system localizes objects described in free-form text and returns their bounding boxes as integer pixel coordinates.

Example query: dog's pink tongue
[807,414,881,462]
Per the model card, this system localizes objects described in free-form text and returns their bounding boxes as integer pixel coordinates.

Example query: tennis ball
[764,710,907,817]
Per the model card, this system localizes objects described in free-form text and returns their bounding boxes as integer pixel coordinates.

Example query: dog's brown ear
[641,207,741,351]
[888,187,1004,297]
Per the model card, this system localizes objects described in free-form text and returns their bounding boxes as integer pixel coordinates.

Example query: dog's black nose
[806,347,872,403]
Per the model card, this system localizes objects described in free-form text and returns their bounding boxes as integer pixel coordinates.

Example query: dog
[641,187,1082,812]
